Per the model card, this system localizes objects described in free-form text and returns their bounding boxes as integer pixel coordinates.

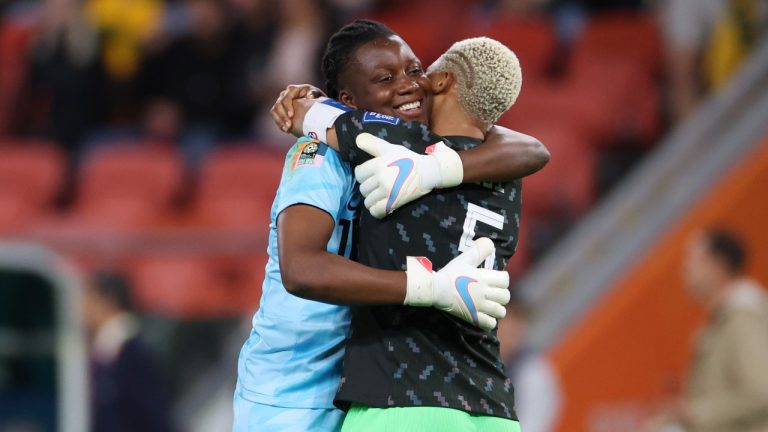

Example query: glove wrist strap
[428,142,463,188]
[404,256,434,306]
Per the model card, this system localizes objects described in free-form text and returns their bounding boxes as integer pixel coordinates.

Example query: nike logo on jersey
[386,158,414,214]
[454,276,479,326]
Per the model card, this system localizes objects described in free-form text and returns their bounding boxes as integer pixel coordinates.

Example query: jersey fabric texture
[333,111,522,420]
[235,136,361,410]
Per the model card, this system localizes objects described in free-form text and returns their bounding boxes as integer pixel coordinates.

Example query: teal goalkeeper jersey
[236,137,360,408]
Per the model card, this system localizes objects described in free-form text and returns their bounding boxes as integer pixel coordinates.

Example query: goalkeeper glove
[404,238,510,331]
[354,133,463,219]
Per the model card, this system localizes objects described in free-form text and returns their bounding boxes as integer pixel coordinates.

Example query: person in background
[660,0,765,122]
[647,228,768,432]
[497,299,561,432]
[83,269,174,432]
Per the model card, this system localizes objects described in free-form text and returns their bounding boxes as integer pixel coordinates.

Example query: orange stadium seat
[0,141,65,233]
[74,143,183,228]
[192,147,284,230]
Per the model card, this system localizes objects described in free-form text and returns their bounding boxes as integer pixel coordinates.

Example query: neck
[707,275,739,312]
[430,95,484,139]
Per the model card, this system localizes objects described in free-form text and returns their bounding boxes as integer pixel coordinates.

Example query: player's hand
[404,238,510,331]
[354,133,464,219]
[270,84,326,133]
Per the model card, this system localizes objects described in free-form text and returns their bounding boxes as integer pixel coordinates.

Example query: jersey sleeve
[334,110,445,167]
[274,137,352,225]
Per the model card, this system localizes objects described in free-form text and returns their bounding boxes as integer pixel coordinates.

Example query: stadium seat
[191,147,284,230]
[129,254,266,318]
[515,121,596,218]
[0,141,65,233]
[572,12,662,81]
[73,142,183,229]
[455,15,557,78]
[369,0,468,65]
[129,255,226,318]
[0,20,34,135]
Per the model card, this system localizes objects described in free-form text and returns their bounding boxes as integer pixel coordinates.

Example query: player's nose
[395,75,420,96]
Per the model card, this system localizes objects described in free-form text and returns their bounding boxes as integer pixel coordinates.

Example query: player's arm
[461,125,549,182]
[277,204,510,330]
[277,204,406,304]
[272,90,549,181]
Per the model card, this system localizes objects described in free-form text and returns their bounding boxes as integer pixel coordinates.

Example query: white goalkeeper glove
[354,133,463,219]
[404,238,510,331]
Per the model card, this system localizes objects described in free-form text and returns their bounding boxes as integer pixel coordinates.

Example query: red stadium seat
[129,255,226,318]
[192,147,284,230]
[129,254,266,318]
[572,12,662,81]
[0,141,65,232]
[516,121,596,218]
[0,20,35,135]
[455,16,557,78]
[73,142,183,228]
[369,0,471,66]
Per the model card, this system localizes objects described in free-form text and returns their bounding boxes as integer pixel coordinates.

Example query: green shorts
[340,403,521,432]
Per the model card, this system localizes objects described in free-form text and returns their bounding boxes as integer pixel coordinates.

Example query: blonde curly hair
[427,37,522,131]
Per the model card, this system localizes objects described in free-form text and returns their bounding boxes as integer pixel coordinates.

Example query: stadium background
[0,0,766,430]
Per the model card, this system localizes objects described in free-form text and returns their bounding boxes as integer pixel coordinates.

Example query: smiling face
[336,35,433,124]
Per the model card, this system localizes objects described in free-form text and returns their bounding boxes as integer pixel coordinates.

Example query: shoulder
[288,138,344,170]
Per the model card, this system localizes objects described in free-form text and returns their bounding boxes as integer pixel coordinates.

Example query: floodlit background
[0,0,766,431]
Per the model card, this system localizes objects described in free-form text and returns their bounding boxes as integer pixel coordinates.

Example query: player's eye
[377,74,393,83]
[408,67,423,75]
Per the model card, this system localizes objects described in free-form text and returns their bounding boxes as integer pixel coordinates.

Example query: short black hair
[703,228,747,274]
[91,270,135,311]
[321,19,396,99]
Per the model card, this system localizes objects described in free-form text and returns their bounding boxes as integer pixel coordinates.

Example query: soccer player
[284,37,528,431]
[235,21,546,432]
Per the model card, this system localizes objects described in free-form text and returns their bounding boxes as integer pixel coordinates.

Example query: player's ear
[429,72,453,95]
[338,90,358,109]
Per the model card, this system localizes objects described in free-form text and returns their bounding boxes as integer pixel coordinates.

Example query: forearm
[463,126,549,182]
[278,206,404,305]
[281,249,406,305]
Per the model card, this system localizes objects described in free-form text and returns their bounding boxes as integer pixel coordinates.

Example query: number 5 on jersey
[459,203,505,270]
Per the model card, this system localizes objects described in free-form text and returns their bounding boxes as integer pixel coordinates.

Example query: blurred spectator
[660,0,766,122]
[23,0,101,152]
[83,269,174,432]
[646,228,768,432]
[498,300,562,432]
[83,0,164,125]
[142,0,265,165]
[250,0,331,147]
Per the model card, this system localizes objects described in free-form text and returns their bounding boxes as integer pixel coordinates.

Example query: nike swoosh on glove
[354,133,463,219]
[404,237,510,331]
